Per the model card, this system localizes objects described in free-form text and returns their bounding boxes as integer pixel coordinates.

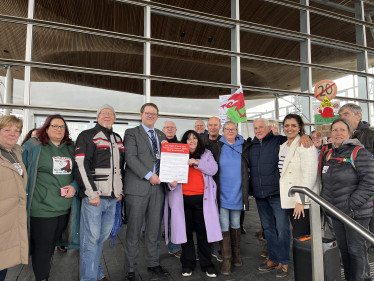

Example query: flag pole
[245,117,250,139]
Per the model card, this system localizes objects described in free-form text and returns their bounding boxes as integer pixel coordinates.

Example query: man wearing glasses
[195,120,208,137]
[162,121,178,143]
[73,104,124,281]
[123,103,168,281]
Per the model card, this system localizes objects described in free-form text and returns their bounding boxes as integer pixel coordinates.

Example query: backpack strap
[326,149,333,162]
[349,146,362,170]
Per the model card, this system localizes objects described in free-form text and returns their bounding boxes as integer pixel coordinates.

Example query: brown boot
[230,227,242,267]
[219,231,231,275]
[261,242,268,258]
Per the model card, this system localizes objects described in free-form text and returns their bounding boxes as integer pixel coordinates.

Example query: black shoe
[206,267,217,278]
[147,265,169,275]
[182,268,192,277]
[241,225,246,234]
[126,272,135,281]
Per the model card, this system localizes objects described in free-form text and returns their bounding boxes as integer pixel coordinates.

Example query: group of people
[0,102,374,281]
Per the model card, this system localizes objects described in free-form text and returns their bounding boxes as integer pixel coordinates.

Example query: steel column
[4,66,12,115]
[144,1,151,103]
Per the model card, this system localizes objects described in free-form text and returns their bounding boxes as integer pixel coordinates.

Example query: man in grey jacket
[123,103,168,281]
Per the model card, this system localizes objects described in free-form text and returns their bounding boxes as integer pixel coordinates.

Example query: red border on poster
[161,143,190,154]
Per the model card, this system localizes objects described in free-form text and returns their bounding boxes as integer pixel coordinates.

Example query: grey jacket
[123,125,167,196]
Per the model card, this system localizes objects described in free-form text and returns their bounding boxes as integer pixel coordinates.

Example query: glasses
[163,126,176,130]
[100,112,114,117]
[224,128,237,132]
[143,112,158,117]
[50,125,66,130]
[195,125,205,127]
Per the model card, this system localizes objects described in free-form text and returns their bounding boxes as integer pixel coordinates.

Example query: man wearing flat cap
[73,104,124,281]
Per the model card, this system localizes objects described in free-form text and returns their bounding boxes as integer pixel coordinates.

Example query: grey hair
[330,118,354,138]
[338,103,362,116]
[253,118,269,127]
[163,120,176,128]
[223,120,237,131]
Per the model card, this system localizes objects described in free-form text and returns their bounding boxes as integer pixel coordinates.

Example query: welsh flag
[220,84,247,123]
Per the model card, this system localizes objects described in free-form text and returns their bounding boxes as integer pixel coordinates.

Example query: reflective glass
[0,22,26,60]
[0,0,28,17]
[32,27,143,73]
[0,65,25,106]
[30,68,144,111]
[34,0,143,35]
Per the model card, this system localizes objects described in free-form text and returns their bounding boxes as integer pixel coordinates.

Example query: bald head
[194,120,206,134]
[208,117,222,140]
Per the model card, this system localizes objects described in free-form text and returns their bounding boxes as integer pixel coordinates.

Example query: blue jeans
[255,195,290,265]
[80,197,117,281]
[332,217,371,281]
[0,269,7,281]
[219,207,241,232]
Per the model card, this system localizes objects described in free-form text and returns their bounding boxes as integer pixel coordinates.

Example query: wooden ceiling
[0,0,372,100]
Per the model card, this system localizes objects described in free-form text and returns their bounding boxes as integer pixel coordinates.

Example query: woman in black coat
[321,118,374,281]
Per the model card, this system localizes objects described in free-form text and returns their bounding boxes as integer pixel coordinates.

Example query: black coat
[354,121,374,154]
[209,138,251,211]
[321,140,374,220]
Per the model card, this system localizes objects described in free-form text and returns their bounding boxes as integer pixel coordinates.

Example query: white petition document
[159,143,190,183]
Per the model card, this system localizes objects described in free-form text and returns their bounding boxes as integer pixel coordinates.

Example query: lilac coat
[164,149,223,244]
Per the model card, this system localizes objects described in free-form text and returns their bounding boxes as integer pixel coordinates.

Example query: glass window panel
[0,22,26,60]
[241,59,301,92]
[240,31,300,61]
[151,82,229,115]
[152,14,231,51]
[151,0,231,18]
[32,27,143,74]
[278,95,311,124]
[311,44,359,71]
[30,68,144,111]
[240,0,300,32]
[0,65,25,106]
[312,69,367,100]
[34,0,143,36]
[151,45,231,84]
[309,1,355,18]
[0,0,28,17]
[310,13,356,44]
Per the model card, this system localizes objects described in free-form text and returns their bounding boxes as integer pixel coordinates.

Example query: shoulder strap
[326,149,333,162]
[349,146,362,170]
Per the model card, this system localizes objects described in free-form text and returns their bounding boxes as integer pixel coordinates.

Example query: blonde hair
[0,115,23,133]
[268,120,279,130]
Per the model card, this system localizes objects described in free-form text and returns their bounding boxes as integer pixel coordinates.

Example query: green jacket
[22,138,80,249]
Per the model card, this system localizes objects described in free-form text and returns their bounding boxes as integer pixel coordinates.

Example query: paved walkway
[5,200,372,280]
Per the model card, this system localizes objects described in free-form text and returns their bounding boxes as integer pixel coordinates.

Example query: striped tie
[149,130,160,175]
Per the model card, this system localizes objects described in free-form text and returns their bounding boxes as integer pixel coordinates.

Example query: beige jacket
[0,144,28,270]
[279,135,320,209]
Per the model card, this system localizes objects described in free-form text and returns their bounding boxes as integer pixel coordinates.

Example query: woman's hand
[64,185,76,198]
[188,158,199,166]
[293,203,305,219]
[170,181,178,187]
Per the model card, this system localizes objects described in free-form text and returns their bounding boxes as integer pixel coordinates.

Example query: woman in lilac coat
[164,130,222,278]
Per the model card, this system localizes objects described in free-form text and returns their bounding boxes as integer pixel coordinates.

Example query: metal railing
[288,186,374,281]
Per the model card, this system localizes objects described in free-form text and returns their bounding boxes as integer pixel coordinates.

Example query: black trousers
[180,195,213,272]
[286,208,310,238]
[30,214,69,281]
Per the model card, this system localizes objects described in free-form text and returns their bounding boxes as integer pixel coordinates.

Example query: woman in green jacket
[22,114,80,281]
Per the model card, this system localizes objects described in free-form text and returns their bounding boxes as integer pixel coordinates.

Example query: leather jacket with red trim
[73,123,124,200]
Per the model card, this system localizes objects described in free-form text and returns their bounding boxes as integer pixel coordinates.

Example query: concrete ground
[5,200,373,281]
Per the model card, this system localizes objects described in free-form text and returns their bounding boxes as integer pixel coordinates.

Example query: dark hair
[37,114,73,146]
[180,130,205,160]
[21,128,38,145]
[282,113,305,136]
[140,103,159,114]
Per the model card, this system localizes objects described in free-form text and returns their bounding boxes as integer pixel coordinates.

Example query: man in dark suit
[123,103,168,281]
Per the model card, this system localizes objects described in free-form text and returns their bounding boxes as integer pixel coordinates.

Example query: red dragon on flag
[220,85,247,123]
